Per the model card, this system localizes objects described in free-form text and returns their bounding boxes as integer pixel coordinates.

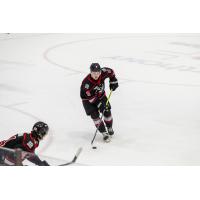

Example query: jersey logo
[27,141,34,149]
[94,83,105,93]
[94,86,101,91]
[85,84,89,89]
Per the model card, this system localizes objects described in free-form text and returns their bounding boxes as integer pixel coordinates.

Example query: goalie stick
[59,147,83,166]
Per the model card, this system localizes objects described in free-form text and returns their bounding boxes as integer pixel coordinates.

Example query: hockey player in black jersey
[0,121,50,166]
[80,63,119,142]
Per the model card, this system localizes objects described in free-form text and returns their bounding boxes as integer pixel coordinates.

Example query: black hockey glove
[109,80,118,91]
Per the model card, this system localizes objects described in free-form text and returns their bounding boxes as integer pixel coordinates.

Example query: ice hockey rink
[0,33,200,165]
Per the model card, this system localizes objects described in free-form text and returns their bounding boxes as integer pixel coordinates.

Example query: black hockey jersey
[80,67,118,104]
[0,133,45,165]
[0,133,39,152]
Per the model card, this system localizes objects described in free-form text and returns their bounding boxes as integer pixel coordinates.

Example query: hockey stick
[91,90,113,146]
[59,147,83,166]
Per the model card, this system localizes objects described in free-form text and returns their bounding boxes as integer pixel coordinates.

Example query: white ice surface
[0,33,200,165]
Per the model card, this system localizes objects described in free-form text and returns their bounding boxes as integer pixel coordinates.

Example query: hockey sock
[103,110,113,128]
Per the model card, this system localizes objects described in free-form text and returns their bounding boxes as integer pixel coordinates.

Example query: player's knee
[104,110,111,117]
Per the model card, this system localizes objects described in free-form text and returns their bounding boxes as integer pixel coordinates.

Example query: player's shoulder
[8,134,19,140]
[101,67,113,72]
[81,74,92,89]
[82,74,90,83]
[16,132,29,138]
[101,67,113,75]
[17,133,25,137]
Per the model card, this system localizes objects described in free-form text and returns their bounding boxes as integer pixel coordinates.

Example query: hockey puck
[92,146,97,149]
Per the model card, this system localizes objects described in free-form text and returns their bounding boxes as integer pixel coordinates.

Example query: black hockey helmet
[32,121,49,140]
[90,63,101,72]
